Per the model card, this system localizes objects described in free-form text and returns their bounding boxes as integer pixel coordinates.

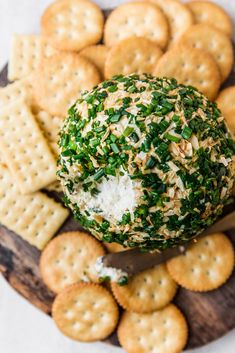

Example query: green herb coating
[58,74,235,251]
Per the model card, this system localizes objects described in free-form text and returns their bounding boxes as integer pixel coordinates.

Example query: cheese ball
[58,74,235,250]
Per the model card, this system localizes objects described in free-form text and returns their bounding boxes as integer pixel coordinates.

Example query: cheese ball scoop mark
[58,74,235,251]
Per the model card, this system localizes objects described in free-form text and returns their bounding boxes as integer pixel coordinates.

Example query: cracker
[176,24,233,82]
[104,37,163,79]
[219,112,235,135]
[34,52,101,117]
[34,109,64,157]
[118,304,188,353]
[0,100,57,194]
[41,0,104,51]
[8,35,41,81]
[216,86,235,133]
[45,180,63,193]
[216,86,235,115]
[104,242,129,253]
[0,164,69,250]
[80,44,109,79]
[0,76,35,109]
[40,231,105,293]
[104,2,169,49]
[216,86,235,134]
[111,264,177,313]
[52,283,119,341]
[8,35,58,81]
[154,46,221,101]
[147,0,194,47]
[167,233,234,292]
[187,1,233,37]
[41,37,59,58]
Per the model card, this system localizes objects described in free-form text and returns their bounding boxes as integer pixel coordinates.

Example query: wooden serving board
[1,44,235,350]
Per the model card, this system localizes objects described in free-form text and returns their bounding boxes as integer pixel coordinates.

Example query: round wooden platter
[1,36,235,350]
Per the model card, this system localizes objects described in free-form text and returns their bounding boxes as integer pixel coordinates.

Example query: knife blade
[101,210,235,277]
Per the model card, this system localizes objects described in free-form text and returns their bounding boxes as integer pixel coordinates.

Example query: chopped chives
[110,143,120,153]
[123,126,134,137]
[172,114,180,123]
[164,133,181,143]
[108,85,118,92]
[94,169,105,181]
[159,119,170,132]
[102,146,109,154]
[146,156,157,169]
[130,132,139,142]
[110,134,117,142]
[181,126,193,139]
[110,114,121,123]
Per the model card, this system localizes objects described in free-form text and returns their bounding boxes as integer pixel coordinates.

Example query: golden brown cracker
[40,231,105,293]
[111,264,177,313]
[154,45,221,100]
[41,0,104,51]
[167,233,234,291]
[187,1,233,37]
[147,0,194,46]
[34,52,101,117]
[177,24,233,82]
[52,283,119,341]
[80,44,109,79]
[104,37,163,79]
[104,242,129,253]
[118,304,188,353]
[216,86,235,134]
[104,2,169,49]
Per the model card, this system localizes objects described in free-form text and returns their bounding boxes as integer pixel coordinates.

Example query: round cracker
[41,0,104,51]
[221,111,235,134]
[118,304,188,353]
[104,37,163,79]
[40,231,105,293]
[34,52,101,117]
[154,45,221,100]
[167,233,234,292]
[187,1,233,37]
[111,264,177,313]
[216,86,235,114]
[80,44,109,79]
[146,0,194,47]
[177,24,233,82]
[104,242,130,253]
[216,86,235,133]
[104,2,169,49]
[52,283,119,342]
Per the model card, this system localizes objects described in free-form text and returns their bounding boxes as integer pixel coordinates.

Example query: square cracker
[0,76,35,109]
[0,164,69,250]
[0,100,57,194]
[8,35,58,81]
[34,109,64,158]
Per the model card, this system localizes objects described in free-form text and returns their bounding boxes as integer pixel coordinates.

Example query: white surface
[0,0,235,352]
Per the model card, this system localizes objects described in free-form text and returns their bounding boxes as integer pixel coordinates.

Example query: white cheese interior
[71,173,141,222]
